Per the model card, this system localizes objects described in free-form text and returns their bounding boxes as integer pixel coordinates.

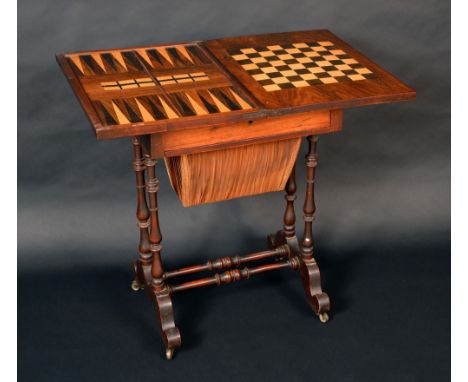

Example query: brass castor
[319,312,329,323]
[131,280,141,291]
[166,348,174,360]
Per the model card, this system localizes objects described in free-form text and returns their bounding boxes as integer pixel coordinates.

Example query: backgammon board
[57,30,415,360]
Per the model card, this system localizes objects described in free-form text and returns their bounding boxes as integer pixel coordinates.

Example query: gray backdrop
[18,0,450,381]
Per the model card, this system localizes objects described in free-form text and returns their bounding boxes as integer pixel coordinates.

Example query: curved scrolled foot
[154,289,182,359]
[298,257,331,317]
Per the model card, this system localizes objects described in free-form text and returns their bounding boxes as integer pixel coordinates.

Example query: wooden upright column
[283,167,297,239]
[131,138,151,291]
[298,136,331,322]
[301,137,318,258]
[144,155,181,360]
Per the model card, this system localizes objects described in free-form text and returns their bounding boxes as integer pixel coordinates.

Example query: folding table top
[57,29,415,140]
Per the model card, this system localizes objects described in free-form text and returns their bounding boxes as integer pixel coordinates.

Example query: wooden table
[57,29,415,360]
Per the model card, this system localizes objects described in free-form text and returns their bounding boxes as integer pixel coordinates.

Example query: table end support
[144,154,182,359]
[300,136,330,321]
[269,136,330,322]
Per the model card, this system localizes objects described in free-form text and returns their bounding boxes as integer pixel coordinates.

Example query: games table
[57,29,415,359]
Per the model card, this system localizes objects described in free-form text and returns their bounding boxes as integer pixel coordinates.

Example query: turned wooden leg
[131,138,152,291]
[283,166,297,239]
[299,136,330,322]
[144,155,182,359]
[268,165,301,255]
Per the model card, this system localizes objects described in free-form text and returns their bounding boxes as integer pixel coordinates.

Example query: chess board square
[320,77,338,84]
[330,49,345,55]
[306,79,323,85]
[247,52,261,58]
[249,69,263,75]
[258,79,274,86]
[336,64,352,70]
[263,84,281,91]
[261,66,278,73]
[293,43,308,48]
[257,62,271,68]
[291,52,306,59]
[300,73,318,80]
[271,60,286,67]
[309,67,325,73]
[286,75,302,82]
[232,54,248,61]
[268,71,283,78]
[295,68,310,75]
[343,58,358,64]
[303,62,319,68]
[253,73,270,81]
[279,82,296,89]
[316,71,331,78]
[280,70,298,77]
[260,51,275,57]
[348,74,366,81]
[356,67,372,74]
[272,49,287,56]
[272,77,289,84]
[251,57,267,63]
[277,54,294,60]
[285,48,301,54]
[267,45,283,51]
[328,70,345,77]
[297,57,313,64]
[304,51,320,58]
[312,46,327,52]
[324,55,339,61]
[242,63,259,70]
[316,60,331,67]
[241,48,258,54]
[289,63,306,70]
[319,41,334,46]
[293,80,309,88]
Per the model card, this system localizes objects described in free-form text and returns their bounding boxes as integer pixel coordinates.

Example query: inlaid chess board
[229,41,376,91]
[57,30,415,139]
